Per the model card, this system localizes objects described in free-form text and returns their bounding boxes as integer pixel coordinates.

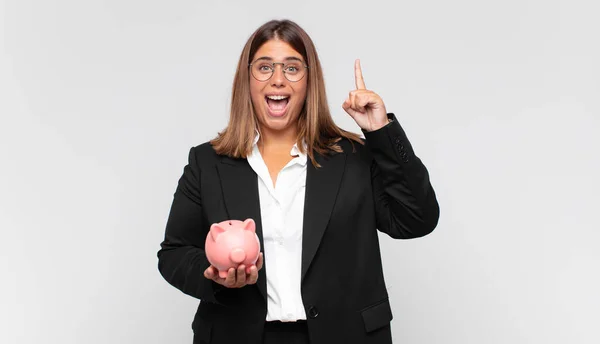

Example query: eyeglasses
[249,60,309,82]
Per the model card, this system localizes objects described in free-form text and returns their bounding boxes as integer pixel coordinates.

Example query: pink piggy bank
[205,218,261,278]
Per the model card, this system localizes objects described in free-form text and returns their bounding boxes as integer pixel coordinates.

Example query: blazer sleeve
[157,146,223,304]
[362,113,440,239]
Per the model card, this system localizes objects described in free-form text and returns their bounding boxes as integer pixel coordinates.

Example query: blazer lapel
[216,156,267,301]
[301,150,347,282]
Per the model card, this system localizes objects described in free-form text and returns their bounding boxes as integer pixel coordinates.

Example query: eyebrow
[253,56,304,63]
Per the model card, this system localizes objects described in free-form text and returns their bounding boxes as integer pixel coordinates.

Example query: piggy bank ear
[210,223,226,241]
[243,218,256,233]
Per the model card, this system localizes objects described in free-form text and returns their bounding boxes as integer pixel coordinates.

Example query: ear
[243,218,256,233]
[210,223,226,241]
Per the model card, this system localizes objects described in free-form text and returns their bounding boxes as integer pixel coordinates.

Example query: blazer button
[307,306,319,319]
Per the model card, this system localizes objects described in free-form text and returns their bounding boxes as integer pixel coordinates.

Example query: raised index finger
[355,59,366,89]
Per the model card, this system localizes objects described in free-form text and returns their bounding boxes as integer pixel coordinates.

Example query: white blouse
[246,132,308,322]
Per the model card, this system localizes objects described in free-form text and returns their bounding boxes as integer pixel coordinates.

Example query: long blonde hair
[210,19,363,167]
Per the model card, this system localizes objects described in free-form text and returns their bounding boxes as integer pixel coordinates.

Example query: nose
[270,64,286,87]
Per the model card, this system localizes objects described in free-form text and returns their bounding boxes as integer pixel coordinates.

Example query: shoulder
[331,136,374,167]
[336,136,369,157]
[191,141,218,157]
[184,141,222,168]
[187,140,248,165]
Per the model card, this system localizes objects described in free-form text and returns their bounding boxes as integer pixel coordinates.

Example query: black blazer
[157,113,440,344]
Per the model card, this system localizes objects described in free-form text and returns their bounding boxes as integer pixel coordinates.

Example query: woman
[157,19,439,344]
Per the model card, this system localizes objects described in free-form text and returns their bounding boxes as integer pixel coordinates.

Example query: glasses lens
[251,63,273,81]
[283,62,305,82]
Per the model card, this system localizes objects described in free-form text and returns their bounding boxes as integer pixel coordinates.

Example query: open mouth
[265,95,290,117]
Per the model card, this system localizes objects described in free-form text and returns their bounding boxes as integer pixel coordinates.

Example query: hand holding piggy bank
[203,218,263,288]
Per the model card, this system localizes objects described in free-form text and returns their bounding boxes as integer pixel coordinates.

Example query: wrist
[366,117,393,132]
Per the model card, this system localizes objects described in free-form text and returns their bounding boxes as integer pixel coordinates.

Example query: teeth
[266,95,289,100]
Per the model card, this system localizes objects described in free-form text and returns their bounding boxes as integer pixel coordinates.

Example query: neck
[257,125,298,154]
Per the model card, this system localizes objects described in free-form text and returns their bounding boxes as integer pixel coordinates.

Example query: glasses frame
[248,61,309,82]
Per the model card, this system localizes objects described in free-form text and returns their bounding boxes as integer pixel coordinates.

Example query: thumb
[257,253,264,270]
[342,98,350,110]
[342,99,357,118]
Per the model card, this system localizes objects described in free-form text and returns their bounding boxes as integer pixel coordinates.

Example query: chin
[259,113,294,132]
[258,101,300,131]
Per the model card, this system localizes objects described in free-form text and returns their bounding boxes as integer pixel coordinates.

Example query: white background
[1,0,599,343]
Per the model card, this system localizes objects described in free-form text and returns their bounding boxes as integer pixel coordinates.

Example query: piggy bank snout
[230,248,246,264]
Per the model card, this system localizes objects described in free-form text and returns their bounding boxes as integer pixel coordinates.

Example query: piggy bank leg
[218,270,229,278]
